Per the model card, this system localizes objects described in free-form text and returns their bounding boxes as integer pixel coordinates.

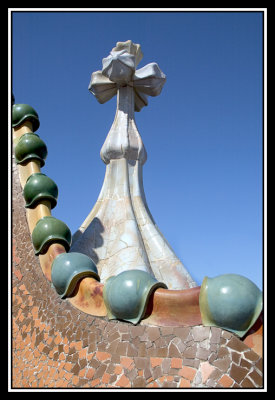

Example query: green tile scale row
[12,103,100,298]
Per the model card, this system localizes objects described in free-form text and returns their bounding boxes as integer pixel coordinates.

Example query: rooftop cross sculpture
[12,40,262,335]
[71,40,197,290]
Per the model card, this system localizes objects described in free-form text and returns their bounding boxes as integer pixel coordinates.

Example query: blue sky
[11,10,264,289]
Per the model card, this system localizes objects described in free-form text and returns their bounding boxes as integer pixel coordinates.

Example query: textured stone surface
[11,156,264,389]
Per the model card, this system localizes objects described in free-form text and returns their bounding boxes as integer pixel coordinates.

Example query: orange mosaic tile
[218,374,234,388]
[120,356,134,370]
[115,375,131,388]
[114,364,123,375]
[171,358,183,369]
[179,378,192,388]
[14,269,23,281]
[64,362,73,372]
[178,366,197,381]
[71,376,79,386]
[95,351,111,362]
[102,372,111,384]
[78,347,87,359]
[150,357,164,368]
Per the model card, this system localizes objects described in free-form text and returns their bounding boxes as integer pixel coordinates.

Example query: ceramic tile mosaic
[11,156,264,389]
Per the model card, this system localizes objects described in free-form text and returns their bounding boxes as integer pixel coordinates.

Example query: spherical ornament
[14,132,47,167]
[12,103,40,132]
[103,269,167,324]
[31,216,72,255]
[23,173,58,209]
[199,273,262,337]
[51,252,100,298]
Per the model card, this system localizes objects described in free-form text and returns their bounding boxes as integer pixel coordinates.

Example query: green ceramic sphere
[23,173,58,209]
[31,216,72,255]
[12,104,40,132]
[103,269,167,324]
[14,132,48,167]
[51,252,100,298]
[199,273,262,337]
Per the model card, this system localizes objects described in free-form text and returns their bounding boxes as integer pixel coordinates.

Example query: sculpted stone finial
[71,41,197,290]
[88,39,166,112]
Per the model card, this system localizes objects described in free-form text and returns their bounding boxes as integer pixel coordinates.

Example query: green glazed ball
[103,269,167,324]
[23,173,58,209]
[14,132,48,167]
[12,104,40,132]
[199,273,262,338]
[51,252,100,298]
[31,216,72,255]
